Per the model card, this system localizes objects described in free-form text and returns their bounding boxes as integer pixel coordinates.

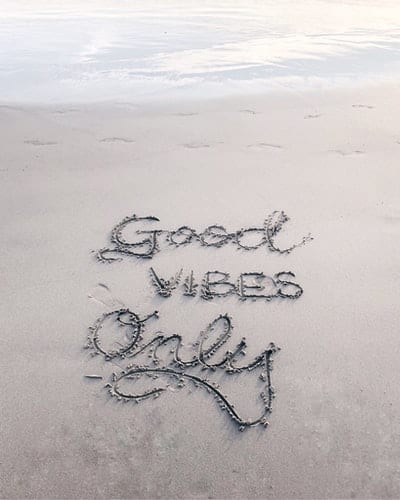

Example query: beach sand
[1,84,400,498]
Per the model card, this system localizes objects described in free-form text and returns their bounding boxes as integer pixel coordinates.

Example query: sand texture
[1,85,400,499]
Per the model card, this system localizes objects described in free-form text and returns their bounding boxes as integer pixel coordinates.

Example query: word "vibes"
[149,268,303,301]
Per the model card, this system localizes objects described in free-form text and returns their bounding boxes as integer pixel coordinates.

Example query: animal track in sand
[99,137,135,143]
[24,139,57,146]
[352,104,374,109]
[247,143,283,151]
[304,113,322,119]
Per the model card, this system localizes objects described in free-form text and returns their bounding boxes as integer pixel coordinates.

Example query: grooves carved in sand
[85,309,279,430]
[95,211,312,262]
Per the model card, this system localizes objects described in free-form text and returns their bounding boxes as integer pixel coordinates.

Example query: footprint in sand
[100,137,135,143]
[304,113,322,119]
[330,149,365,157]
[247,142,283,151]
[52,109,78,114]
[172,112,199,117]
[182,142,211,149]
[239,109,259,115]
[352,104,374,109]
[24,139,57,146]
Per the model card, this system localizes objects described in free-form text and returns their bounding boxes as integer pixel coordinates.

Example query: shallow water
[1,0,400,102]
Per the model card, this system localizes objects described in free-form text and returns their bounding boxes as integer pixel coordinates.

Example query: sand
[1,84,400,498]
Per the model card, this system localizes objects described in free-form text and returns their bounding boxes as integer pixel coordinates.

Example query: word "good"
[96,211,312,261]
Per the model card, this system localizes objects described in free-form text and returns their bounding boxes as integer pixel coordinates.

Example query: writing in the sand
[95,210,312,262]
[149,268,303,301]
[86,308,279,431]
[86,209,312,431]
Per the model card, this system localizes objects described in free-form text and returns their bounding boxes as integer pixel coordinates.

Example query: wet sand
[1,84,400,498]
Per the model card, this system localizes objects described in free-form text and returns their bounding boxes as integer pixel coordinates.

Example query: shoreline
[2,77,400,109]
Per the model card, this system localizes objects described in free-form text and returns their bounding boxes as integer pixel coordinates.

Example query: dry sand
[1,84,400,498]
